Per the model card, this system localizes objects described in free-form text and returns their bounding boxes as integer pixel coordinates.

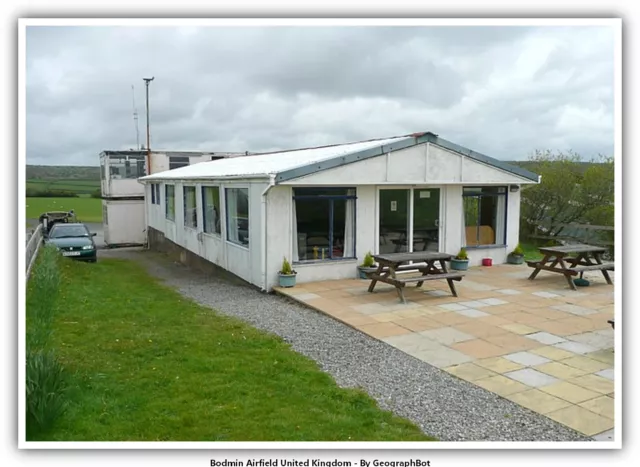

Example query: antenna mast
[131,85,140,150]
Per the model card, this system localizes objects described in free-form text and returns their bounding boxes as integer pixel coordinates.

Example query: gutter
[260,175,276,292]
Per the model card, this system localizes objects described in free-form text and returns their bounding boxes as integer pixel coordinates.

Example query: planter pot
[450,258,469,271]
[278,273,297,288]
[507,254,525,265]
[358,266,377,279]
[482,257,493,267]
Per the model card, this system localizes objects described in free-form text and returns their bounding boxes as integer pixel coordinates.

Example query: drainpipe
[260,175,276,292]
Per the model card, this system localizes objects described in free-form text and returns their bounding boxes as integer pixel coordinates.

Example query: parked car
[45,222,98,262]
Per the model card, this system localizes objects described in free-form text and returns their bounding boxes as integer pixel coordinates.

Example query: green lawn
[37,258,433,441]
[519,242,544,262]
[27,179,100,194]
[26,197,102,223]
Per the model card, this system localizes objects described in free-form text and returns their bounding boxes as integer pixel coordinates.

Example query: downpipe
[260,175,276,292]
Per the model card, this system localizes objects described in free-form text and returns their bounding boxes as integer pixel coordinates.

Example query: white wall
[145,178,267,288]
[287,142,537,186]
[103,199,146,245]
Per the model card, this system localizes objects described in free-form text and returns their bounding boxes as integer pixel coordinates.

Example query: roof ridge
[248,132,421,157]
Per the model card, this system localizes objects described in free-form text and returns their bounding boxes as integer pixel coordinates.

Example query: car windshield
[49,225,89,238]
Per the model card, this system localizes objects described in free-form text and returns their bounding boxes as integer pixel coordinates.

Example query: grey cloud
[25,24,614,166]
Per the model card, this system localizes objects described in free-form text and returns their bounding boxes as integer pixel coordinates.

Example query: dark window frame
[292,187,357,263]
[462,186,508,248]
[169,156,190,170]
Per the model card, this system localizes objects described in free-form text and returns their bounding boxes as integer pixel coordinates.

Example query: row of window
[149,183,508,259]
[151,183,249,248]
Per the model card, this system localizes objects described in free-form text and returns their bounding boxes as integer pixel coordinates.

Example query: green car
[45,222,98,262]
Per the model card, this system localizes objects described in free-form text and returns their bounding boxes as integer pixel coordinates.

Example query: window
[292,187,356,262]
[108,155,146,179]
[183,186,197,229]
[169,156,190,170]
[150,183,161,205]
[202,186,221,235]
[226,188,249,247]
[165,184,175,221]
[463,186,507,247]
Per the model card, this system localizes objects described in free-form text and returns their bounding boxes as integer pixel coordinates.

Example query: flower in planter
[360,251,375,268]
[279,257,297,275]
[455,248,468,260]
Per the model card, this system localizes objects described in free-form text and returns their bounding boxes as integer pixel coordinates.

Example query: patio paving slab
[533,361,590,379]
[504,368,560,388]
[579,396,614,419]
[504,351,551,367]
[274,263,615,438]
[546,405,614,437]
[540,382,601,404]
[475,356,525,374]
[506,389,572,414]
[443,362,499,382]
[419,326,475,345]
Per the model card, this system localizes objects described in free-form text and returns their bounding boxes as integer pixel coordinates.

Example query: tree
[519,150,614,239]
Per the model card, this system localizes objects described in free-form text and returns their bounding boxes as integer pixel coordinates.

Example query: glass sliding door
[412,188,440,252]
[378,188,441,255]
[378,189,410,254]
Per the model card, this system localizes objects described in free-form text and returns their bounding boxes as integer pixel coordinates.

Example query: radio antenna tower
[131,85,141,150]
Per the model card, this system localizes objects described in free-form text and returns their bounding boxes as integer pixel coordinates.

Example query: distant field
[26,197,103,223]
[27,179,100,194]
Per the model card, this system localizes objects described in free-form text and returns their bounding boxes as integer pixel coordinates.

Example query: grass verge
[26,197,103,223]
[40,258,433,441]
[26,245,69,439]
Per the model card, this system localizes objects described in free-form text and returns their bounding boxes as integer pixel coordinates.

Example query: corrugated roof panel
[139,136,409,181]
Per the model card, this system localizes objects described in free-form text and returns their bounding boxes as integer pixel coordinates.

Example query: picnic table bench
[527,244,614,291]
[367,252,464,303]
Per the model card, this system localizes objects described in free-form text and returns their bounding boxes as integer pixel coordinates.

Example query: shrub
[455,248,468,260]
[361,251,375,268]
[26,188,78,198]
[279,257,296,275]
[511,243,524,256]
[90,188,102,199]
[25,349,69,439]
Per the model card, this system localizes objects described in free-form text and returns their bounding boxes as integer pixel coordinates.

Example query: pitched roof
[139,132,540,183]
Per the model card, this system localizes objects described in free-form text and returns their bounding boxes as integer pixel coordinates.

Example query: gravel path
[100,248,591,442]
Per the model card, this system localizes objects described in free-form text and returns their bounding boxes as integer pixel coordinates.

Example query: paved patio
[275,264,615,440]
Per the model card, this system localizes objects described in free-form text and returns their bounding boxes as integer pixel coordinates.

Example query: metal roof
[138,132,540,183]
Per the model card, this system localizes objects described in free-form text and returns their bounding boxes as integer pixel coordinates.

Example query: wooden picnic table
[527,244,614,291]
[367,251,464,303]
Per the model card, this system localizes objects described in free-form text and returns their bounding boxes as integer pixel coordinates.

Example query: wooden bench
[368,252,463,303]
[569,262,615,273]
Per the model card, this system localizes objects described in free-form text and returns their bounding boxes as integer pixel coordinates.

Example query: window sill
[227,240,250,250]
[464,244,507,250]
[165,218,175,223]
[293,257,358,266]
[184,225,197,231]
[202,231,222,239]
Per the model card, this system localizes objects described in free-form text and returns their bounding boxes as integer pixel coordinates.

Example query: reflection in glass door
[413,188,440,252]
[378,188,441,255]
[378,189,410,254]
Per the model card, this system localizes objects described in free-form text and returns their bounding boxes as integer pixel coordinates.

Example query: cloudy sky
[25,24,615,166]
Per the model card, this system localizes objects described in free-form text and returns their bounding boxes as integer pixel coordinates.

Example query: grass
[27,179,100,194]
[519,242,544,262]
[25,197,102,223]
[37,258,433,441]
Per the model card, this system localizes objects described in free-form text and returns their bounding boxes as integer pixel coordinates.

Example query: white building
[139,132,540,291]
[99,149,243,246]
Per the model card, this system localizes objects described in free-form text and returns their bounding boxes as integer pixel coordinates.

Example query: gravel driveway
[100,248,591,442]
